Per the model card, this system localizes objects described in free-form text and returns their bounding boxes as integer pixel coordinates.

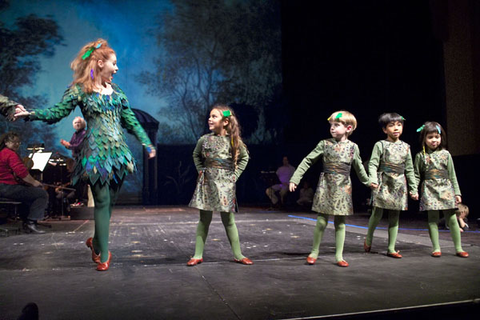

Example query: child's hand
[370,183,378,190]
[14,107,30,119]
[455,195,462,204]
[289,182,297,192]
[410,193,419,201]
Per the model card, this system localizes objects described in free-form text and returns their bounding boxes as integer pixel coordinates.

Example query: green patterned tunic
[368,140,417,210]
[29,84,153,186]
[290,138,370,216]
[414,149,460,211]
[188,133,249,213]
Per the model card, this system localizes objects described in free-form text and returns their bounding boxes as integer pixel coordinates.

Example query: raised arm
[290,140,324,187]
[27,86,80,123]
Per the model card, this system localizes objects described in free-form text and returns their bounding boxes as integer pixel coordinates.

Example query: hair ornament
[327,113,342,121]
[222,110,231,117]
[401,116,406,120]
[416,124,425,132]
[90,69,94,80]
[436,125,441,134]
[82,42,103,60]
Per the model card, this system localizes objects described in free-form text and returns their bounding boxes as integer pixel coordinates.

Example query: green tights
[91,181,123,263]
[428,210,463,253]
[308,213,346,262]
[365,207,400,254]
[192,210,246,260]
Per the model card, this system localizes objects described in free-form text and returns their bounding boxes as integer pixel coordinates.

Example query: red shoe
[364,240,371,253]
[306,256,317,265]
[336,260,349,267]
[431,251,442,257]
[387,251,402,259]
[96,252,112,271]
[85,238,100,264]
[234,257,253,265]
[456,251,469,258]
[187,258,203,266]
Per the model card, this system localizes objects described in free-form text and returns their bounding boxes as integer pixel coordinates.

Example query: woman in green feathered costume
[16,39,156,271]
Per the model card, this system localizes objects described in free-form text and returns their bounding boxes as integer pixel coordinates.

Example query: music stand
[29,152,52,171]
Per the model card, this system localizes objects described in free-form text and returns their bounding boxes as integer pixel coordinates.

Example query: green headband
[82,43,103,60]
[327,112,342,121]
[222,110,231,117]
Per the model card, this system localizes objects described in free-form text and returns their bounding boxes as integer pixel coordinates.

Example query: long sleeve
[8,152,29,179]
[352,144,370,187]
[234,144,249,180]
[368,141,382,185]
[413,152,424,188]
[120,99,154,148]
[290,140,324,185]
[192,136,205,173]
[29,86,79,123]
[404,147,417,194]
[69,130,86,150]
[0,94,18,117]
[447,153,461,196]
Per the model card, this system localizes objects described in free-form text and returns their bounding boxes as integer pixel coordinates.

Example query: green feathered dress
[29,84,154,186]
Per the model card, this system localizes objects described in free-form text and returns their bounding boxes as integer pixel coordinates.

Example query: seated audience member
[265,156,295,206]
[0,132,48,234]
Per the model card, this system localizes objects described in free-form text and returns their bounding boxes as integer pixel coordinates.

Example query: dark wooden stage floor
[1,206,479,320]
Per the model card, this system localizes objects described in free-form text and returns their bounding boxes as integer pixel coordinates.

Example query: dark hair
[418,121,447,150]
[378,113,404,128]
[0,132,20,150]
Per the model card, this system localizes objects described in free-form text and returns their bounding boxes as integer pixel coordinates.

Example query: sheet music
[28,152,53,171]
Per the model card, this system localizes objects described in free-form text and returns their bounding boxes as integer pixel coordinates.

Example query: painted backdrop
[0,0,282,201]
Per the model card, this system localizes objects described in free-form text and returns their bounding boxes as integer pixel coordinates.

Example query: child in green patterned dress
[289,111,374,267]
[187,105,252,266]
[414,121,468,258]
[364,113,418,258]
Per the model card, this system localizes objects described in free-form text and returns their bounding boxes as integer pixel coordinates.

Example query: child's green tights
[427,210,463,253]
[192,210,245,260]
[366,207,400,253]
[309,213,346,262]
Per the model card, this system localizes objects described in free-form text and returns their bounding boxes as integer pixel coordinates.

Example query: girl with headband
[414,121,468,258]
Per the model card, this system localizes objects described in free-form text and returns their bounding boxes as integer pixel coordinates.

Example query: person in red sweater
[0,132,48,233]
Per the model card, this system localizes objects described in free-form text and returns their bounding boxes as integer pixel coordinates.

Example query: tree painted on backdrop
[0,0,63,153]
[138,0,282,144]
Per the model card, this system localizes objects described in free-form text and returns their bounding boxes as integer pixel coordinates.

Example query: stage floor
[1,206,479,320]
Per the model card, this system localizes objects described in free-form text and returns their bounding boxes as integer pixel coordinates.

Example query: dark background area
[155,1,480,220]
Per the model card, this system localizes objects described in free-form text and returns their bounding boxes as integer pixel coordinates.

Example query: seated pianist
[0,132,48,234]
